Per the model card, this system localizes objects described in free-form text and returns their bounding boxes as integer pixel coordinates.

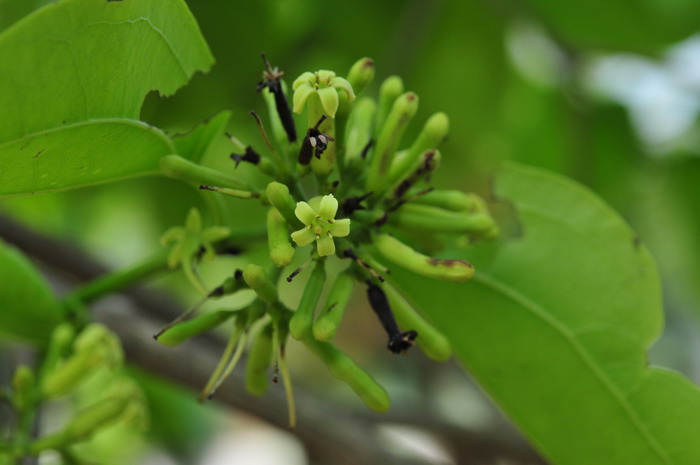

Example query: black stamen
[257,54,297,142]
[230,146,261,168]
[341,192,373,216]
[360,139,374,159]
[343,248,384,282]
[286,267,302,282]
[366,282,417,354]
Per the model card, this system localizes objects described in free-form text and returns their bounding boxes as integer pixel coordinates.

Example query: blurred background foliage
[2,0,700,463]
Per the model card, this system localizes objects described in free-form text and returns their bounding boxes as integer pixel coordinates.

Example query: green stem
[63,250,169,305]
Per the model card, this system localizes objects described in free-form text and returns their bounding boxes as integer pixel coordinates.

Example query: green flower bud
[391,203,495,236]
[312,272,354,342]
[388,112,449,185]
[40,323,75,377]
[344,97,376,172]
[242,264,278,303]
[289,260,326,340]
[156,310,237,347]
[376,75,404,130]
[412,189,480,212]
[267,208,295,267]
[265,182,300,227]
[373,233,474,283]
[12,365,35,411]
[304,337,390,412]
[347,57,375,97]
[62,397,130,443]
[160,154,249,190]
[366,92,419,193]
[382,282,451,361]
[245,323,274,396]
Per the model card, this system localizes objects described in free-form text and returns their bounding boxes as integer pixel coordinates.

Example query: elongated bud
[347,58,375,96]
[412,189,481,212]
[376,76,404,130]
[373,233,474,282]
[160,155,249,190]
[63,397,130,442]
[243,264,278,303]
[366,92,419,193]
[41,323,75,377]
[392,149,441,200]
[312,272,354,342]
[388,112,449,185]
[267,208,295,267]
[245,323,274,396]
[344,97,376,170]
[304,338,390,412]
[289,260,326,340]
[156,310,237,347]
[382,282,451,361]
[265,182,299,226]
[391,203,495,236]
[12,365,35,411]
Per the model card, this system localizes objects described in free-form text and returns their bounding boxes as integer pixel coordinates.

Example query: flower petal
[316,87,339,118]
[316,234,336,256]
[294,201,316,225]
[293,83,315,114]
[329,218,350,237]
[293,72,315,90]
[316,70,336,84]
[318,194,338,219]
[291,226,316,246]
[202,226,231,243]
[185,208,202,233]
[331,76,356,102]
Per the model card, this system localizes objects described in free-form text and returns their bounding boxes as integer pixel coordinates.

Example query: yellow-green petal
[293,72,315,90]
[293,83,315,114]
[330,218,350,237]
[318,194,339,219]
[317,234,336,256]
[295,201,316,225]
[331,76,356,101]
[202,226,231,242]
[316,87,339,118]
[316,70,336,83]
[291,226,316,246]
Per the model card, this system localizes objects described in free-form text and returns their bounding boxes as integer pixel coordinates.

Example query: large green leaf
[391,163,700,464]
[0,239,62,345]
[0,0,214,198]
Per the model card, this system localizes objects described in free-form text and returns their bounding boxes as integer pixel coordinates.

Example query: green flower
[291,194,351,256]
[292,70,355,118]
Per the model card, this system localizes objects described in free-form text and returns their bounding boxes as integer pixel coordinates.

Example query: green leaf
[0,239,62,345]
[391,163,700,465]
[173,111,231,164]
[0,0,214,198]
[525,0,700,52]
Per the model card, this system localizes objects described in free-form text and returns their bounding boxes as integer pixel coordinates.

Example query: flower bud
[412,189,480,212]
[304,338,390,412]
[267,208,295,267]
[391,203,495,236]
[62,397,130,442]
[265,182,299,226]
[344,97,376,173]
[289,260,326,340]
[366,92,419,193]
[242,264,278,303]
[382,282,451,361]
[347,57,375,97]
[245,323,274,396]
[12,365,35,411]
[312,272,354,342]
[156,310,237,347]
[376,75,404,130]
[373,233,474,283]
[388,112,449,185]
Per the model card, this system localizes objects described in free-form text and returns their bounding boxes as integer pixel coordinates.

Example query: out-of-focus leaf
[173,111,231,164]
[0,239,62,345]
[0,0,214,198]
[392,163,700,465]
[524,0,700,52]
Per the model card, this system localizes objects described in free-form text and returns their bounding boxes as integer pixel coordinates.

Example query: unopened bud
[265,182,299,226]
[289,260,326,340]
[389,112,449,185]
[376,76,404,130]
[156,310,237,347]
[267,208,295,267]
[347,57,375,96]
[312,272,354,342]
[242,264,278,303]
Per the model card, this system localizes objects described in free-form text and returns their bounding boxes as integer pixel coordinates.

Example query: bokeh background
[2,0,700,463]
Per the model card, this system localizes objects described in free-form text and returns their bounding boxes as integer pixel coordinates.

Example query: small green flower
[292,70,355,118]
[291,194,350,256]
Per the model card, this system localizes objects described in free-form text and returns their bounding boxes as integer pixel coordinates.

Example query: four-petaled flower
[291,194,350,256]
[292,70,355,118]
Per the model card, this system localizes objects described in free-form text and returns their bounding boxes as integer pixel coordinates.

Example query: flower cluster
[157,56,498,425]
